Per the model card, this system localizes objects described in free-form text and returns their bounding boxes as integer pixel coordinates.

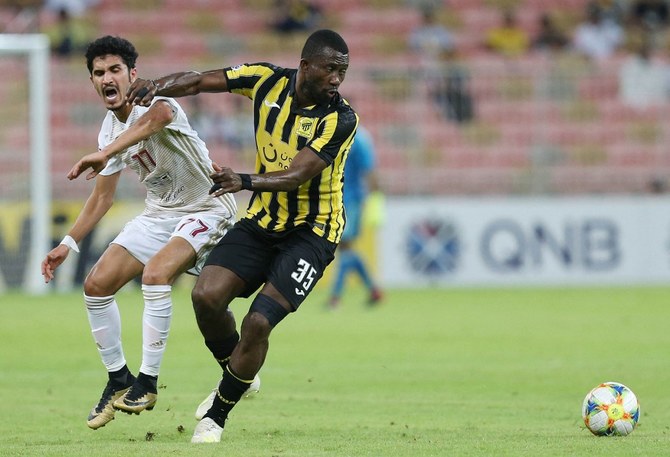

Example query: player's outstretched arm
[127,69,228,106]
[41,173,121,282]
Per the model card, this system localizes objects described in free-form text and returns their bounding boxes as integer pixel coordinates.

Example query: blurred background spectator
[572,3,624,60]
[618,37,670,109]
[429,49,474,124]
[484,9,530,57]
[408,4,456,68]
[42,7,91,57]
[270,0,322,34]
[532,12,570,52]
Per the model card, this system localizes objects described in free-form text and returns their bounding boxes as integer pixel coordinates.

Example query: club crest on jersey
[296,118,315,139]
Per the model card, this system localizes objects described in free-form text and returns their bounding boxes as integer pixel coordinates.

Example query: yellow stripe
[225,365,254,384]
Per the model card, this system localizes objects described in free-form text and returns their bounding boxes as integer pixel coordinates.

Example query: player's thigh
[266,230,336,309]
[204,220,272,296]
[143,236,196,285]
[193,264,248,306]
[172,212,232,276]
[85,244,144,296]
[113,215,173,266]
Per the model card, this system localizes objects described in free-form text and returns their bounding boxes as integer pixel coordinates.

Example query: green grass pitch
[1,284,669,456]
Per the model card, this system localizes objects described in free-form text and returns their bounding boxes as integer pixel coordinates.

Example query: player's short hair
[301,29,349,59]
[85,36,138,74]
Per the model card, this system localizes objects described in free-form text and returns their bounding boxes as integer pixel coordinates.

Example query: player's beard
[302,79,334,106]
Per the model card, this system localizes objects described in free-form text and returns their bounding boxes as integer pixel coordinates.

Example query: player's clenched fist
[127,78,157,106]
[209,167,243,196]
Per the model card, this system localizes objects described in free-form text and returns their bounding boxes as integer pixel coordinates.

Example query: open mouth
[103,86,119,101]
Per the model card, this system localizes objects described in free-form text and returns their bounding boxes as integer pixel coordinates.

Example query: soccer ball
[582,382,640,436]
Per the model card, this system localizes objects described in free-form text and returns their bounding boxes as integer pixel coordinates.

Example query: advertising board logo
[405,218,460,276]
[480,218,620,272]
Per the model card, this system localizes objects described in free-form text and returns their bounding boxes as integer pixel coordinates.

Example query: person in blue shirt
[329,126,383,308]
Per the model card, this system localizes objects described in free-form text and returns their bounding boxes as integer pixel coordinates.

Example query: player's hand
[209,166,242,196]
[41,245,69,283]
[68,151,109,181]
[127,78,157,106]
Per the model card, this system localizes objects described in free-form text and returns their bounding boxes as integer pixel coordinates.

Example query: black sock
[108,365,134,388]
[136,372,158,393]
[205,332,240,373]
[204,365,253,428]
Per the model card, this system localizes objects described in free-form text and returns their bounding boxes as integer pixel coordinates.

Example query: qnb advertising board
[380,196,670,287]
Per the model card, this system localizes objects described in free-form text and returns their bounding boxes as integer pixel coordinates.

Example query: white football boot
[191,417,223,443]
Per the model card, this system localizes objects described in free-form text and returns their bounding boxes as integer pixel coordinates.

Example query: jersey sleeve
[224,63,275,99]
[308,109,359,165]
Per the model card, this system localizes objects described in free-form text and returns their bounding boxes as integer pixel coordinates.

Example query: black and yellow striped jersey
[224,62,359,244]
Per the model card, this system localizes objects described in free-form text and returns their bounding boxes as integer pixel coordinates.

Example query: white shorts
[112,212,233,275]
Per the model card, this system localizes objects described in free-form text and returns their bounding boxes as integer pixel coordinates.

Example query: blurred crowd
[2,0,670,138]
[408,0,670,123]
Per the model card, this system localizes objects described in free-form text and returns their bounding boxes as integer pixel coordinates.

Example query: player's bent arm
[212,147,327,194]
[68,101,175,180]
[250,147,328,191]
[101,100,175,159]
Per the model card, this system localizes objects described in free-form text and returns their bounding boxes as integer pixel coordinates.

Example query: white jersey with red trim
[97,96,236,219]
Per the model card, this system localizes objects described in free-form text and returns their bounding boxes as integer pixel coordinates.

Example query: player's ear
[129,67,138,81]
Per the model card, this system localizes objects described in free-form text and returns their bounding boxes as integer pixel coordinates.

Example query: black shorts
[204,218,337,309]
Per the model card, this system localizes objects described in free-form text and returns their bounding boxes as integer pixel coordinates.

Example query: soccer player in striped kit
[128,29,357,443]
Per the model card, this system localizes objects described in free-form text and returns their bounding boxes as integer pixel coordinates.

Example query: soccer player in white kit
[40,36,238,430]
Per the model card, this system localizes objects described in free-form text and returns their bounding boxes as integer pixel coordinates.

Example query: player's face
[90,54,137,113]
[300,47,349,106]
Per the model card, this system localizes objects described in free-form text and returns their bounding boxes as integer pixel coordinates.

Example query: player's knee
[83,273,111,297]
[191,284,214,313]
[141,266,170,286]
[191,281,229,321]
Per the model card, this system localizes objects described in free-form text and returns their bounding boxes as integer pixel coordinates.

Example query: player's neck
[112,104,133,123]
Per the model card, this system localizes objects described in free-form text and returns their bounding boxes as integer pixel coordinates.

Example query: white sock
[140,284,172,377]
[84,294,126,372]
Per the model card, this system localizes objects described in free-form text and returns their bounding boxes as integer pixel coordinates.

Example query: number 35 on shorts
[291,258,317,297]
